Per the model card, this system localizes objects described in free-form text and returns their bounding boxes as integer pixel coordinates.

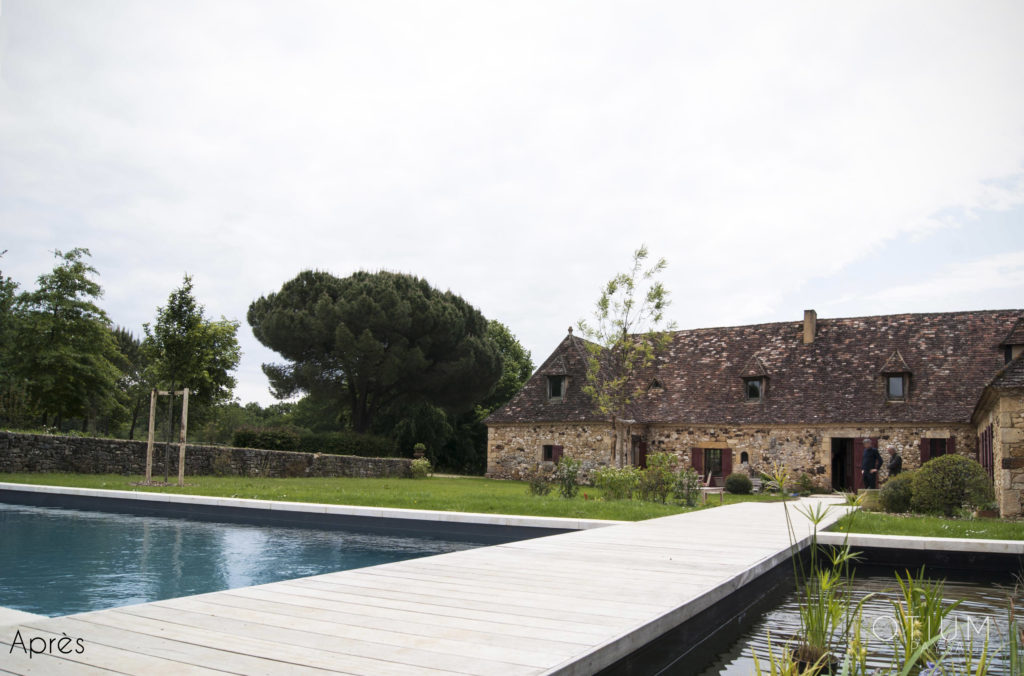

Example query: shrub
[637,453,677,503]
[879,471,915,513]
[232,425,304,451]
[674,467,704,506]
[796,472,815,496]
[725,472,753,495]
[554,455,582,498]
[591,466,640,500]
[410,457,432,479]
[911,455,994,516]
[526,465,553,496]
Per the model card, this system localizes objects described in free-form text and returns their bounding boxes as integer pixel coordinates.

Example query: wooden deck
[0,498,844,675]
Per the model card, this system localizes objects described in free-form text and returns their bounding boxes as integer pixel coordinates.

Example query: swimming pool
[0,502,485,617]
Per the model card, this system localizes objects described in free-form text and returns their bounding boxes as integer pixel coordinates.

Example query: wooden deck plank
[0,497,847,676]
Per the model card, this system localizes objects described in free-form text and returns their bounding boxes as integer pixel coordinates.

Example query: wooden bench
[700,472,725,504]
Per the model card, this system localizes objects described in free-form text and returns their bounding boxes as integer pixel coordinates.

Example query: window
[547,375,565,401]
[703,449,723,477]
[542,444,563,463]
[886,375,906,401]
[927,438,946,458]
[1007,346,1015,365]
[744,377,764,401]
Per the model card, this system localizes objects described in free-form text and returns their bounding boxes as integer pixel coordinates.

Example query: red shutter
[920,438,930,465]
[553,445,563,463]
[947,436,955,456]
[722,449,733,478]
[852,438,865,491]
[691,448,703,475]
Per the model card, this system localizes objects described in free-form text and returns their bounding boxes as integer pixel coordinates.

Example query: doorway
[831,438,854,491]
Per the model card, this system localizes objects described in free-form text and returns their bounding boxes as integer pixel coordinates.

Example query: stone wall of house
[486,422,615,480]
[977,389,1024,517]
[0,432,412,479]
[645,424,977,489]
[487,421,978,488]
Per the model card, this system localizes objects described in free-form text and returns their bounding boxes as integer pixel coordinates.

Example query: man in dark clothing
[886,445,903,478]
[861,438,883,489]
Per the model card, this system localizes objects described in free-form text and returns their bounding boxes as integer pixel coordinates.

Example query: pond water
[699,573,1019,675]
[0,502,485,617]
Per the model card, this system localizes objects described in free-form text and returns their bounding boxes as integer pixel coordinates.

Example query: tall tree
[0,251,34,426]
[143,275,241,425]
[248,270,503,433]
[112,327,151,439]
[576,245,675,466]
[15,248,122,427]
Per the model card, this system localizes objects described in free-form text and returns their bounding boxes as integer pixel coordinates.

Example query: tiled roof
[988,355,1024,390]
[1002,317,1024,346]
[488,309,1022,426]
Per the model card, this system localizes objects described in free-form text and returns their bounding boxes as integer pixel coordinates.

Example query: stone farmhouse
[486,309,1024,517]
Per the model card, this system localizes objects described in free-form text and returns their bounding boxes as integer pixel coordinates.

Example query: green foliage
[575,246,675,458]
[637,452,676,503]
[880,471,916,513]
[554,455,582,498]
[248,270,502,434]
[526,464,553,496]
[143,275,241,423]
[410,457,432,479]
[911,455,994,516]
[232,425,398,457]
[12,249,123,427]
[111,327,152,439]
[591,465,640,500]
[232,425,304,451]
[412,443,427,457]
[796,472,815,496]
[674,466,704,507]
[725,472,753,494]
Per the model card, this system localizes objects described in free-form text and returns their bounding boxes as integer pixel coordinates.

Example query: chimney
[803,309,817,344]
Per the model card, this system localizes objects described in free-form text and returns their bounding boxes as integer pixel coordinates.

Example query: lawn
[832,510,1024,540]
[0,473,783,521]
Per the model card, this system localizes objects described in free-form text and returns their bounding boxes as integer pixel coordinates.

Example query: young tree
[0,252,34,426]
[143,275,241,425]
[14,248,122,427]
[248,270,503,433]
[576,245,675,467]
[112,327,151,439]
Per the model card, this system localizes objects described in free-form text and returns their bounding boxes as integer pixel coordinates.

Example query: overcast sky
[1,1,1022,406]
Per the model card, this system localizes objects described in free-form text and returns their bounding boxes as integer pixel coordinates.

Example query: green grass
[0,473,782,521]
[833,511,1024,540]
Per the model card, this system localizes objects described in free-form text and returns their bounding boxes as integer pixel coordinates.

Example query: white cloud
[1,1,1022,403]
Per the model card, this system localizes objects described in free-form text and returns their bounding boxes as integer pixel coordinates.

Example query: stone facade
[0,432,412,479]
[646,423,977,489]
[974,389,1024,517]
[486,423,615,480]
[487,421,977,490]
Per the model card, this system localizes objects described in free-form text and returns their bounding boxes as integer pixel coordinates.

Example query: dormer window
[547,375,566,401]
[886,374,907,401]
[744,377,765,401]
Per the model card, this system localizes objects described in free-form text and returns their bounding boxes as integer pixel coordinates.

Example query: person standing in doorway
[886,445,903,479]
[861,438,883,489]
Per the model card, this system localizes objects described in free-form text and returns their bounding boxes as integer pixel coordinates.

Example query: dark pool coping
[0,482,622,545]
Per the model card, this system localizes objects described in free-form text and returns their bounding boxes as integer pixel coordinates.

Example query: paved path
[0,498,845,675]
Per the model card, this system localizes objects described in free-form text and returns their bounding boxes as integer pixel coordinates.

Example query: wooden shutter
[552,445,563,464]
[638,442,648,469]
[947,436,955,456]
[722,449,733,478]
[920,438,930,465]
[852,438,865,491]
[691,448,703,475]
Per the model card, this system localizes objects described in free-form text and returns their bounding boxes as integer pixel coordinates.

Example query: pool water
[0,503,483,617]
[699,574,1019,675]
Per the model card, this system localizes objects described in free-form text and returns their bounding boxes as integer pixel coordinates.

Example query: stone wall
[487,421,978,488]
[0,432,412,479]
[486,422,615,479]
[976,389,1024,517]
[645,423,977,489]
